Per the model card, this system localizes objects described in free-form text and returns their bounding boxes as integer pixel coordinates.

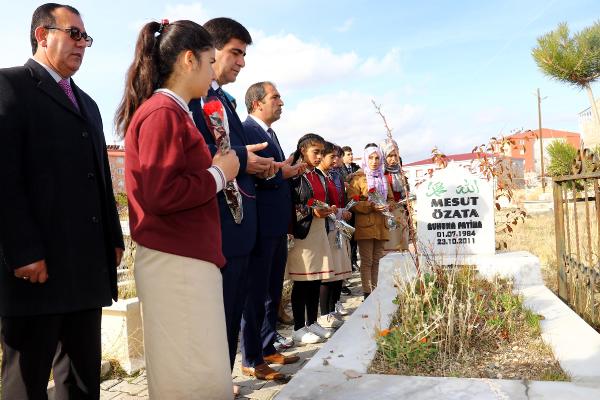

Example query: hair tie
[158,19,169,34]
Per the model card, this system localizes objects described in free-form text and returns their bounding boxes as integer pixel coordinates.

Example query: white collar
[32,58,65,83]
[248,114,270,133]
[211,80,220,91]
[154,88,194,120]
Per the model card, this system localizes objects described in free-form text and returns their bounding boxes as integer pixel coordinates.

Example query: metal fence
[553,149,600,327]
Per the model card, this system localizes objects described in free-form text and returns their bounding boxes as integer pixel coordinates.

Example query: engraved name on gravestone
[416,163,495,255]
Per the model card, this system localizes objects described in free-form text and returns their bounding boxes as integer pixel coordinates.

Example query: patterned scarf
[361,145,387,199]
[379,139,404,194]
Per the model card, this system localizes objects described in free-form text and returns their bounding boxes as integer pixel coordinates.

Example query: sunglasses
[44,26,93,47]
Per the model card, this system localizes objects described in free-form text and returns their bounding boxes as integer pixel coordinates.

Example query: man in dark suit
[189,18,275,374]
[0,4,124,399]
[239,82,305,381]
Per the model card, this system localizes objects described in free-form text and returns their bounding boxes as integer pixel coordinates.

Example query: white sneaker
[292,327,322,344]
[317,313,343,329]
[308,322,333,339]
[335,301,349,316]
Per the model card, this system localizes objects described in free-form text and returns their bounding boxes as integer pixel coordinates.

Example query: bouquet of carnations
[202,96,243,224]
[367,188,398,230]
[306,198,355,248]
[344,195,360,212]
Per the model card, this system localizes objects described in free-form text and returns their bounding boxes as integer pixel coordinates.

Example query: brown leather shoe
[263,352,300,365]
[241,363,289,381]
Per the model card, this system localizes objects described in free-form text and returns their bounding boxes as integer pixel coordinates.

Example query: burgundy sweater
[125,93,225,267]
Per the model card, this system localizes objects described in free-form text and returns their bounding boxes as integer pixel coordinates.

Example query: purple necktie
[58,79,79,111]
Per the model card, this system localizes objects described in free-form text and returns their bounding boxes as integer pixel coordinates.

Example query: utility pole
[537,88,546,192]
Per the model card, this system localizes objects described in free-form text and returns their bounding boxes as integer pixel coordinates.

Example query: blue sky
[2,0,599,162]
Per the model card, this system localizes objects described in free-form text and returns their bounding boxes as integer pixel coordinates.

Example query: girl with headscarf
[380,139,410,251]
[347,144,395,299]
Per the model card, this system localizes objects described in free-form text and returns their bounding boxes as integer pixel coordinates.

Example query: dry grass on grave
[496,211,558,293]
[369,265,568,381]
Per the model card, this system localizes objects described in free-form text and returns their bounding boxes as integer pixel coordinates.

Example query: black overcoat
[0,59,124,317]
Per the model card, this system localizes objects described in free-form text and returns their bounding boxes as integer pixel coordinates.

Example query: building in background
[107,145,125,194]
[502,128,580,186]
[578,99,600,148]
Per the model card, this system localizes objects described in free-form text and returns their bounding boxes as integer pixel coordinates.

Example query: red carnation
[203,99,224,118]
[368,188,376,193]
[352,195,360,202]
[307,198,315,207]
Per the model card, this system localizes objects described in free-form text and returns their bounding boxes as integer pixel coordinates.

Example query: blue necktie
[267,127,285,160]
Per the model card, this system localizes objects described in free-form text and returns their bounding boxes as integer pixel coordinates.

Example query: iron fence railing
[553,149,600,327]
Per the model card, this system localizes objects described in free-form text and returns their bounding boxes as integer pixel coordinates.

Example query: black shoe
[341,286,352,296]
[363,292,370,300]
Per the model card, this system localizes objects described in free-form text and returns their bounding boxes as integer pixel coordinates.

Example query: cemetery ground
[369,262,568,381]
[0,201,595,397]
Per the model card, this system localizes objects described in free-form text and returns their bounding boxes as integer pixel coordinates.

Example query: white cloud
[266,91,429,161]
[335,18,354,33]
[359,48,401,76]
[163,2,211,22]
[128,2,211,32]
[233,30,402,93]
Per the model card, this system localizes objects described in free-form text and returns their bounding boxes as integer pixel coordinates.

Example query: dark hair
[245,81,274,114]
[203,17,252,50]
[30,3,80,54]
[342,146,352,154]
[114,20,213,138]
[364,143,378,149]
[334,145,344,157]
[322,141,336,156]
[292,133,325,164]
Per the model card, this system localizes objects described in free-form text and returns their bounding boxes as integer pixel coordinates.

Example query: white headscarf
[361,145,387,199]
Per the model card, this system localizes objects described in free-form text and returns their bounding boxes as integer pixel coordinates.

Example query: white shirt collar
[32,58,66,83]
[248,114,270,133]
[211,80,220,91]
[154,88,194,121]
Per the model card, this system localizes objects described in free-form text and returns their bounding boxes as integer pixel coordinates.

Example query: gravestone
[416,163,495,255]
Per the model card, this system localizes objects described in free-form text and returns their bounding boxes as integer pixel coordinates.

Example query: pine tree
[532,21,600,144]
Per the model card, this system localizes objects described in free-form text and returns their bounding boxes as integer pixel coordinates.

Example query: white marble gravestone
[416,163,495,256]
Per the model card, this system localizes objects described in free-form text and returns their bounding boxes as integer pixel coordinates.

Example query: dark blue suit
[190,87,257,369]
[240,116,292,367]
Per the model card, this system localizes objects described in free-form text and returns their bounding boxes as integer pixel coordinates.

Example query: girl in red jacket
[115,20,238,399]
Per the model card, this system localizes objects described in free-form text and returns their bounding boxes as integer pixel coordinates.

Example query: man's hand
[14,260,48,283]
[115,248,124,267]
[279,156,307,179]
[245,143,273,175]
[256,160,280,179]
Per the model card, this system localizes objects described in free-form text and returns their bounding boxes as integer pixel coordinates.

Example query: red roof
[404,152,493,167]
[508,128,580,140]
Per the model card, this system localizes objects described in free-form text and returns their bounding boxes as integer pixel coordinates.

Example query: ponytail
[115,20,213,138]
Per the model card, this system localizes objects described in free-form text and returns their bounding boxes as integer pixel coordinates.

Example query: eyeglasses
[44,26,93,47]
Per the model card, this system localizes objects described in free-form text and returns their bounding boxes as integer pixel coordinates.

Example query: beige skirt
[134,245,232,400]
[324,229,352,282]
[287,217,333,281]
[384,207,409,251]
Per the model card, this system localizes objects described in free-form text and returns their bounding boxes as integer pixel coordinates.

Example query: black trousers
[241,235,287,368]
[291,280,321,331]
[320,280,343,315]
[221,255,250,369]
[1,308,102,400]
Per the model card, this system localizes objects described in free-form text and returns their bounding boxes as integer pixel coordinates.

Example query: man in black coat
[0,4,123,399]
